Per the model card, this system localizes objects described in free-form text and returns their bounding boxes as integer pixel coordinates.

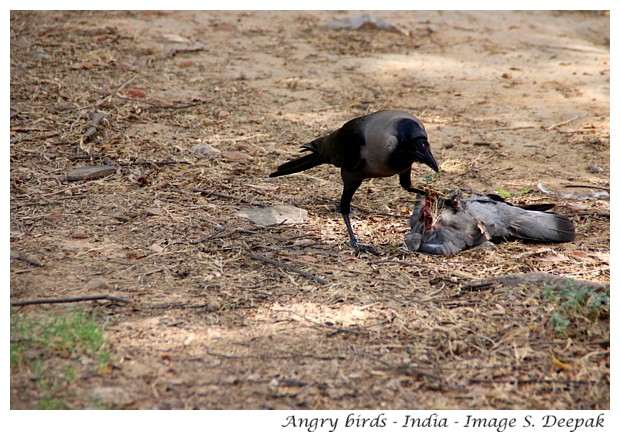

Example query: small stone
[192,143,221,158]
[87,278,109,290]
[292,238,315,247]
[221,150,253,162]
[66,165,116,181]
[204,297,223,312]
[143,207,164,216]
[566,202,588,211]
[150,243,164,253]
[89,386,133,407]
[235,205,308,226]
[478,241,497,251]
[162,34,191,44]
[72,230,89,239]
[588,165,603,173]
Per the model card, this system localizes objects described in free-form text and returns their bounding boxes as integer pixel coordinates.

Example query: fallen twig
[124,159,192,167]
[67,155,191,168]
[460,281,495,291]
[197,220,288,243]
[461,273,606,292]
[167,44,206,57]
[73,74,138,111]
[357,351,445,383]
[68,153,107,161]
[574,211,610,219]
[204,349,346,361]
[66,165,117,181]
[192,187,268,207]
[488,126,536,131]
[564,184,609,191]
[546,116,581,131]
[81,111,103,142]
[531,43,609,54]
[117,96,206,111]
[247,252,327,285]
[274,308,390,336]
[11,295,131,307]
[10,251,44,267]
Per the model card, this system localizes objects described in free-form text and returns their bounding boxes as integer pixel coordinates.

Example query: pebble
[566,202,588,211]
[221,150,253,162]
[89,386,133,407]
[66,165,117,181]
[192,143,221,158]
[87,278,109,290]
[235,205,308,226]
[588,165,603,173]
[72,230,89,239]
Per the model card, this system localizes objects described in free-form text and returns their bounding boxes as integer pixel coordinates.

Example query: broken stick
[247,252,327,285]
[11,295,131,307]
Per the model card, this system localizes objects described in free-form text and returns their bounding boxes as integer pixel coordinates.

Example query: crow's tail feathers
[269,144,325,177]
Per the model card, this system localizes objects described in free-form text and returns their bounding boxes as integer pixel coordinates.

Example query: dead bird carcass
[405,191,576,255]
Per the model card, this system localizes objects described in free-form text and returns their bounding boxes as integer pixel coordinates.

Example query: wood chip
[66,165,117,181]
[235,205,308,226]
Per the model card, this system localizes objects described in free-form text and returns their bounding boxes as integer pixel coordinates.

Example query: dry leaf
[222,151,253,162]
[591,252,610,264]
[124,88,148,99]
[70,61,96,70]
[162,33,191,44]
[150,243,164,253]
[552,354,577,371]
[539,250,570,262]
[297,254,318,262]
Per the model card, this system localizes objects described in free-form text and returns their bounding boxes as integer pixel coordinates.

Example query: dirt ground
[10,10,609,410]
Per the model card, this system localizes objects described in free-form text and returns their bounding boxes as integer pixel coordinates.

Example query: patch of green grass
[518,187,532,196]
[37,396,73,410]
[10,309,112,409]
[496,187,532,199]
[496,187,512,199]
[424,170,442,184]
[542,282,610,336]
[11,309,110,367]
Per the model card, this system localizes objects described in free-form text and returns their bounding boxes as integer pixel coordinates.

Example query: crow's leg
[339,176,377,255]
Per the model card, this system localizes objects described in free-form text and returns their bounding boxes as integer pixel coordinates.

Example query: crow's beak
[415,140,439,172]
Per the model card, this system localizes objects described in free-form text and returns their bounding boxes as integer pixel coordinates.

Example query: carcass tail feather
[509,212,575,243]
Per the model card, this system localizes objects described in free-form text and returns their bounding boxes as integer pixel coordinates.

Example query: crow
[270,110,439,254]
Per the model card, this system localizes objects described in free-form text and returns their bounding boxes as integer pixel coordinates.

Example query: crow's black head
[394,119,439,172]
